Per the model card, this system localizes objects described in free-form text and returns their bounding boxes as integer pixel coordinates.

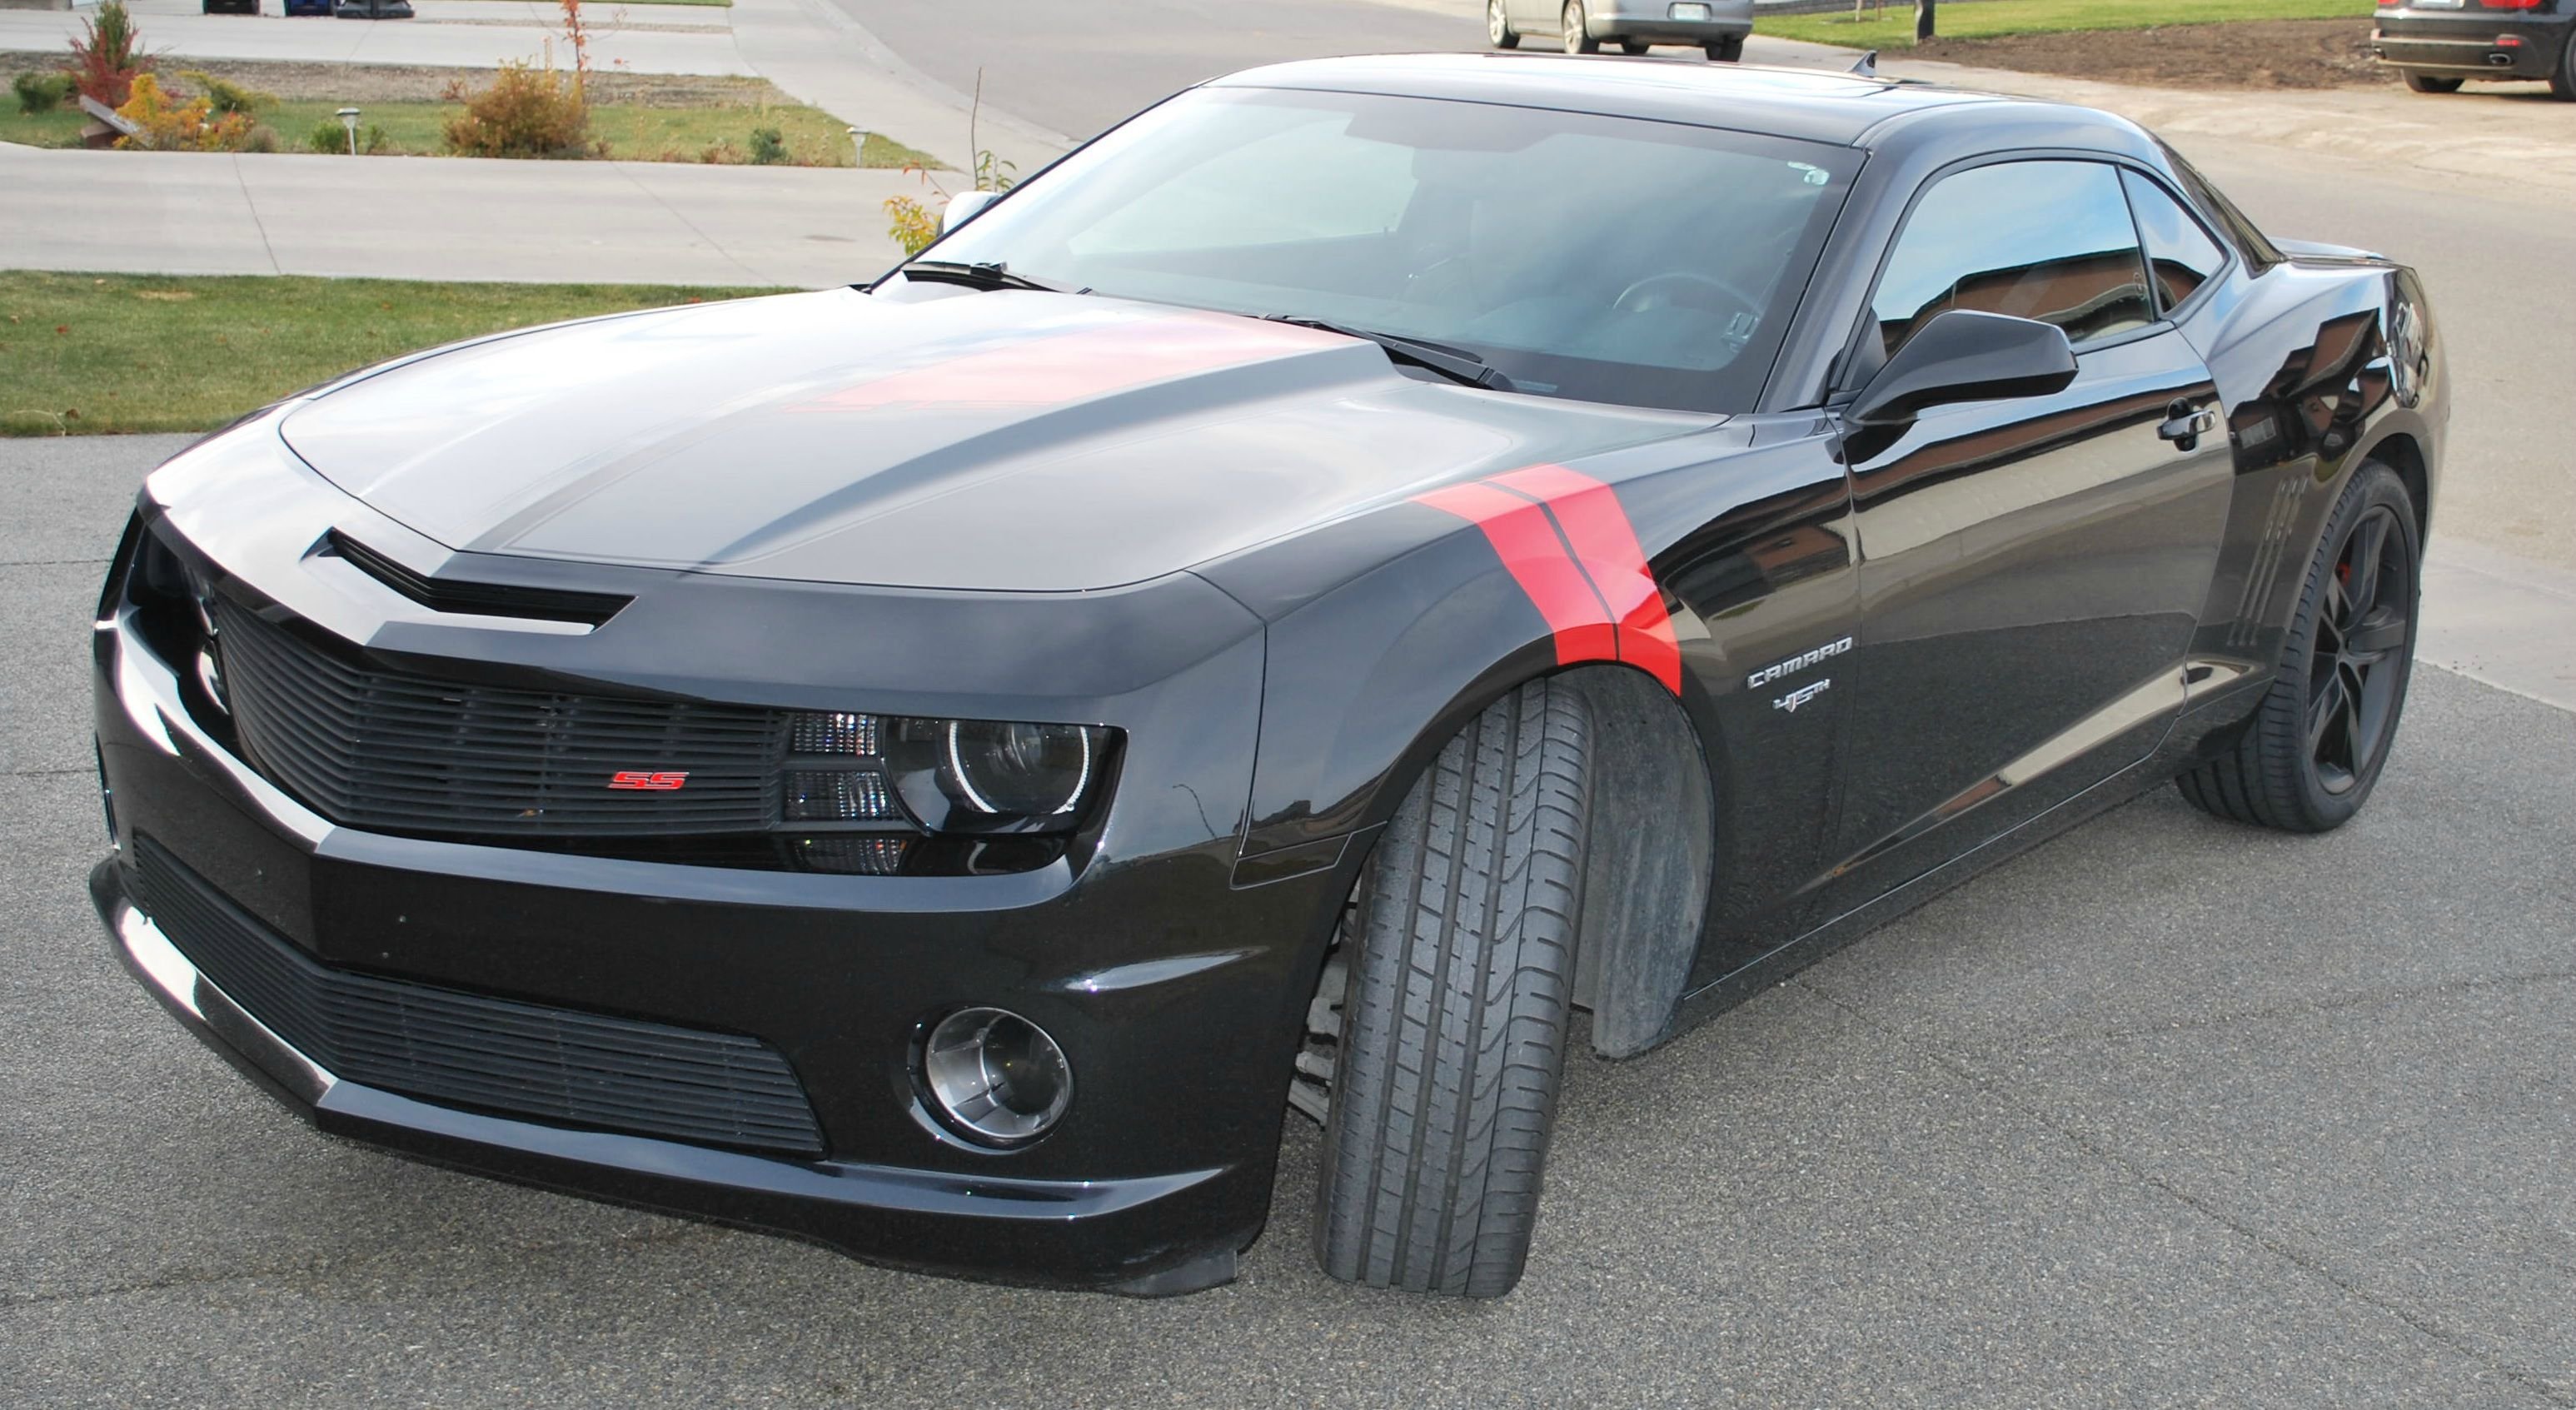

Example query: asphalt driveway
[3,436,2571,1408]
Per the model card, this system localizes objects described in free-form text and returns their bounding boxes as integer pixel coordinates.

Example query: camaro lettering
[607,770,690,791]
[1773,680,1831,714]
[1746,636,1852,690]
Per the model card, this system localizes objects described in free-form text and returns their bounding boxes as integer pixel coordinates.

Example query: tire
[1487,0,1520,50]
[2404,72,2464,94]
[1705,33,1745,62]
[2552,32,2576,100]
[1620,39,1651,54]
[2176,461,2420,833]
[1562,2,1599,53]
[1314,680,1591,1298]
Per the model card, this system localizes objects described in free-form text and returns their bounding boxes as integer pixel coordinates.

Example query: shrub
[440,60,593,159]
[240,123,280,154]
[884,195,938,257]
[747,126,788,165]
[306,117,390,155]
[177,69,274,117]
[64,0,151,109]
[114,72,253,152]
[13,71,73,116]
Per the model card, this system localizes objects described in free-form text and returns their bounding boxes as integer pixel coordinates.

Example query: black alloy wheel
[2553,29,2576,100]
[2308,502,2413,795]
[2404,72,2464,93]
[2177,461,2420,831]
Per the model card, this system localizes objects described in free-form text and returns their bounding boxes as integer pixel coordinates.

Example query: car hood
[277,287,1716,593]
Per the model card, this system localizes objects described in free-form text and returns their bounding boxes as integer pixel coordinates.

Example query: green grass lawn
[1762,0,2371,47]
[0,99,934,168]
[0,272,791,436]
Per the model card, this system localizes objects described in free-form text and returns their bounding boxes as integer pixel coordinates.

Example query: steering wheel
[1610,272,1765,349]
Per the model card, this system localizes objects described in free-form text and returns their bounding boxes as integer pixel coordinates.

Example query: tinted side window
[1871,161,2153,361]
[2121,169,2228,312]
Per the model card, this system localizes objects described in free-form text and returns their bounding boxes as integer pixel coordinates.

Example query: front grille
[213,601,783,837]
[132,836,827,1157]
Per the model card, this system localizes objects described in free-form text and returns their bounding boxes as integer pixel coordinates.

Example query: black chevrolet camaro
[91,55,2445,1299]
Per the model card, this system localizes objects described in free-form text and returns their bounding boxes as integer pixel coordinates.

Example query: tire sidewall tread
[1315,679,1590,1298]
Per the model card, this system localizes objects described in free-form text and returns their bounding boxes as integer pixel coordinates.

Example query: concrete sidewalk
[0,142,906,285]
[0,5,753,75]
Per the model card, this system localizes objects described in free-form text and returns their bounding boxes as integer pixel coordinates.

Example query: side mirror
[940,189,1000,235]
[1846,309,2079,427]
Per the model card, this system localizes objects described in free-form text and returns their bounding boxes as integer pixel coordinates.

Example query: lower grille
[132,836,826,1157]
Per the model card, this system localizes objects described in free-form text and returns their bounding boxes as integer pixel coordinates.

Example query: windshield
[906,87,1860,415]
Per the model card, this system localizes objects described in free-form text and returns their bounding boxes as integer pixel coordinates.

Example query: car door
[1820,157,2235,914]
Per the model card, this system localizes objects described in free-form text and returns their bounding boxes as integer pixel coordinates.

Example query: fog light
[921,1007,1071,1147]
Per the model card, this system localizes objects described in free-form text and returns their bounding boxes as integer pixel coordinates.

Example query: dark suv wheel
[2403,72,2464,94]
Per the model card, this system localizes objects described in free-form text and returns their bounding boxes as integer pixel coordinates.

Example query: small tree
[441,60,593,159]
[114,72,254,152]
[64,0,152,109]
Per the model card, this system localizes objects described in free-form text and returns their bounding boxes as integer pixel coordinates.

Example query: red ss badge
[607,770,690,791]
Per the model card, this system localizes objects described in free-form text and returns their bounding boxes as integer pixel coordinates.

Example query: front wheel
[2176,461,2420,832]
[1314,680,1591,1298]
[1562,1,1600,53]
[1487,0,1520,49]
[2403,72,2464,94]
[1620,39,1650,54]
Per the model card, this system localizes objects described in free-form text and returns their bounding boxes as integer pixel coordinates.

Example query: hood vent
[326,530,631,626]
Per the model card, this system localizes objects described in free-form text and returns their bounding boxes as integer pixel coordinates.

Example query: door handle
[2156,400,2217,451]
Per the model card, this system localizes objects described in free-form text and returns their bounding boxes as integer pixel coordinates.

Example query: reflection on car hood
[278,288,1713,592]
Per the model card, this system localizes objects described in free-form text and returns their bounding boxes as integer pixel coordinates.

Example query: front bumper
[87,419,1358,1294]
[2374,12,2573,78]
[92,859,1243,1293]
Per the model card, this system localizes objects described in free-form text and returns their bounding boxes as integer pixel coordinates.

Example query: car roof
[1205,52,2128,153]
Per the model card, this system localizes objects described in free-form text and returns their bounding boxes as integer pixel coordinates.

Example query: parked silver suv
[1488,0,1756,60]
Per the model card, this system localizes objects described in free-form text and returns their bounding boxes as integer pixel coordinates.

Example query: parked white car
[1488,0,1756,59]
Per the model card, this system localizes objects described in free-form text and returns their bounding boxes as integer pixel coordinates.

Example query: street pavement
[2,435,2571,1408]
[0,142,912,284]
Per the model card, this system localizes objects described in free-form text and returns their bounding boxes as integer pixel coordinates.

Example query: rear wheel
[1620,38,1651,54]
[2552,32,2576,100]
[2176,461,2420,832]
[1314,680,1591,1298]
[1562,2,1599,53]
[1705,33,1745,61]
[1487,0,1520,49]
[2403,72,2464,94]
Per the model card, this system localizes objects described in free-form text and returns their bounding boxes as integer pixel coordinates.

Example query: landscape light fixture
[336,107,361,157]
[848,126,869,164]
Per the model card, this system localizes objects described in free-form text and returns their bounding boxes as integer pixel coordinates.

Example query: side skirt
[1657,685,2255,1040]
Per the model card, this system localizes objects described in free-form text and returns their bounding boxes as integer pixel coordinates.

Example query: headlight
[783,711,1114,853]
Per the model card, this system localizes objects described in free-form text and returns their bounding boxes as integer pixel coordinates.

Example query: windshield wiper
[895,260,1080,294]
[1263,316,1515,392]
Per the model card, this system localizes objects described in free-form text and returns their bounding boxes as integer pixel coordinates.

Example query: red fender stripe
[1413,482,1619,669]
[1488,465,1684,695]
